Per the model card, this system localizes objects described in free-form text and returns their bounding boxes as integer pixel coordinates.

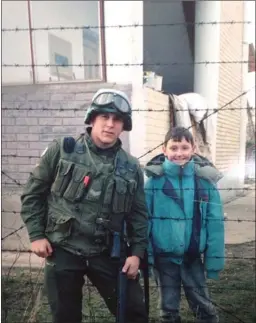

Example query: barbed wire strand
[1,251,254,323]
[1,242,255,260]
[2,106,255,112]
[2,208,255,223]
[2,270,253,322]
[1,170,255,192]
[1,20,252,33]
[2,60,250,68]
[137,86,256,160]
[2,278,255,292]
[2,20,255,322]
[1,89,255,322]
[157,269,248,323]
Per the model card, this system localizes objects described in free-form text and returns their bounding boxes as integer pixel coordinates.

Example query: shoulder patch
[41,147,48,157]
[63,137,76,153]
[75,142,85,154]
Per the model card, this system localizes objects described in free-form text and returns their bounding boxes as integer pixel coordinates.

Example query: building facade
[2,0,250,202]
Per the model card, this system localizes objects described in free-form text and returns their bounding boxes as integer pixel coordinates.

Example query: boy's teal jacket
[144,154,225,280]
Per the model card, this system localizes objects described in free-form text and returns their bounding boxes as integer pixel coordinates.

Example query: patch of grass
[2,254,255,322]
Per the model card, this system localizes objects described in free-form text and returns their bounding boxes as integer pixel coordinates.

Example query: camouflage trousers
[44,246,148,323]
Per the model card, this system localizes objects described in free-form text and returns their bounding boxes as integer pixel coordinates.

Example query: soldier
[20,89,149,323]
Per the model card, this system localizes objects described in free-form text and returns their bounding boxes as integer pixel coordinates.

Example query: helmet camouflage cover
[84,89,132,131]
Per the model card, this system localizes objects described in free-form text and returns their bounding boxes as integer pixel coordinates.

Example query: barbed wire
[148,216,256,222]
[0,316,251,323]
[1,171,25,187]
[143,187,256,191]
[0,235,254,261]
[1,19,255,323]
[2,171,255,193]
[2,183,255,193]
[2,106,255,112]
[2,285,256,295]
[2,225,26,240]
[1,90,106,97]
[2,276,255,292]
[2,248,254,323]
[0,320,248,323]
[2,60,249,68]
[1,91,255,263]
[1,20,252,33]
[1,166,255,242]
[138,87,256,160]
[3,154,256,163]
[2,209,255,223]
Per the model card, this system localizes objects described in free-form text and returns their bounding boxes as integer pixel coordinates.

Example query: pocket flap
[50,214,74,224]
[127,179,137,194]
[72,166,87,183]
[59,159,74,176]
[115,177,127,194]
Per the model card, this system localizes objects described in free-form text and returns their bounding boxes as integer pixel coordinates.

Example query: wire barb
[1,21,252,32]
[2,60,250,68]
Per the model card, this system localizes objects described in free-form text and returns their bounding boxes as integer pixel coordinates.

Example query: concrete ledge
[2,251,45,269]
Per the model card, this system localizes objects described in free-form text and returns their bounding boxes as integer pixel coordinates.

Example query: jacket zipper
[179,166,184,210]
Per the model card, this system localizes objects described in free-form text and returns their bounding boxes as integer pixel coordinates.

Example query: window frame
[3,0,106,85]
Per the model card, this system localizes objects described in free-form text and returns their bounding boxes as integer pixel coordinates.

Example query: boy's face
[163,137,195,166]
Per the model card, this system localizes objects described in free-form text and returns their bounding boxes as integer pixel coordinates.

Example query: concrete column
[103,1,145,159]
[104,1,143,85]
[238,1,250,184]
[193,1,221,163]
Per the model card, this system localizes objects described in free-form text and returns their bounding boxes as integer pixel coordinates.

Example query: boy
[144,126,225,323]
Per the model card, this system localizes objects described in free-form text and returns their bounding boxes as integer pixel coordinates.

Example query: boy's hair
[164,126,194,146]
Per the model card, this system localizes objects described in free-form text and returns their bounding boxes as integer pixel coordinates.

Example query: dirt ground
[2,184,255,322]
[2,241,255,323]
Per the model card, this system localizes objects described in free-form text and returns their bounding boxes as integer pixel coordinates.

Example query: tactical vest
[45,135,139,256]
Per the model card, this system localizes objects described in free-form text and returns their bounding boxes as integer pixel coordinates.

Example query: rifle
[111,230,149,323]
[141,250,150,316]
[110,229,128,323]
[116,268,127,323]
[97,218,149,323]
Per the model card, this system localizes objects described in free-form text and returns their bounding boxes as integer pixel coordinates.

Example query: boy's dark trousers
[154,257,219,323]
[44,247,148,323]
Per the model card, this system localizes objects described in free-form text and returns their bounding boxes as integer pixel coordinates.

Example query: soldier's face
[91,113,124,148]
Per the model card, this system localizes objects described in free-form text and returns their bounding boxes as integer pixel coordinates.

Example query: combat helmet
[84,89,132,131]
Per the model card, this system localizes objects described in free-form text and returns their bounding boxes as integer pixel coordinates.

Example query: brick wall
[215,1,244,172]
[2,82,132,186]
[215,1,245,200]
[142,87,170,165]
[2,84,170,251]
[2,82,132,251]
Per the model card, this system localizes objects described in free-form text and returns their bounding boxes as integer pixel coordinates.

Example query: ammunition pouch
[95,217,128,259]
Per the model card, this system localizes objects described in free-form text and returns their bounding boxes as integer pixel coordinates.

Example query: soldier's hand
[31,239,53,258]
[122,256,140,279]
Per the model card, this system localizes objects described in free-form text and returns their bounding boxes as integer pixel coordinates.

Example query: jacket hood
[144,153,223,184]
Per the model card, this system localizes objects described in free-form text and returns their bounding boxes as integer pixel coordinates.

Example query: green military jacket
[20,129,148,258]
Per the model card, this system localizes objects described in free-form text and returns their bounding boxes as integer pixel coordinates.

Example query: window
[2,0,104,84]
[2,1,32,84]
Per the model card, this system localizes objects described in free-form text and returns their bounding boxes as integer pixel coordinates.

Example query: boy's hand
[207,270,219,280]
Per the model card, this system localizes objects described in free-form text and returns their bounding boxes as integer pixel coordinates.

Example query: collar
[163,158,195,177]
